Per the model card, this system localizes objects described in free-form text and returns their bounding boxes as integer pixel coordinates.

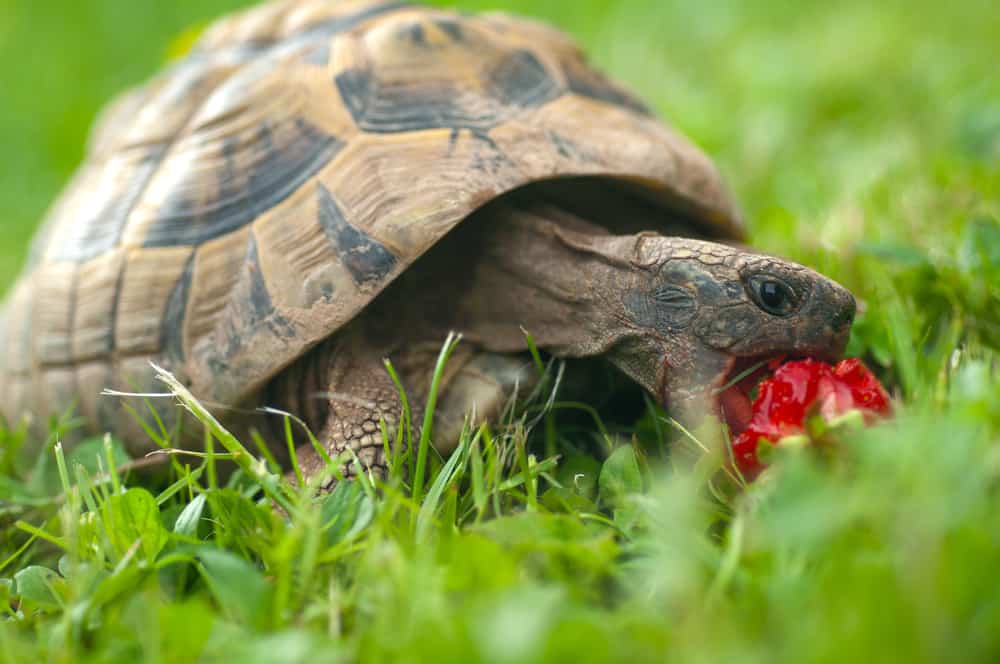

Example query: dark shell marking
[316,184,398,285]
[142,120,343,249]
[335,47,561,133]
[160,253,195,362]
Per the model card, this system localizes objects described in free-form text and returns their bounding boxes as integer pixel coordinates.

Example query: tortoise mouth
[713,355,787,437]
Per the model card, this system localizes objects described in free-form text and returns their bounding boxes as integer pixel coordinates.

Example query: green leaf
[554,452,602,500]
[67,435,130,477]
[598,445,643,507]
[320,481,374,547]
[102,488,169,562]
[540,486,597,513]
[13,565,64,609]
[206,489,276,551]
[58,559,110,602]
[173,493,207,537]
[88,564,144,610]
[197,547,273,630]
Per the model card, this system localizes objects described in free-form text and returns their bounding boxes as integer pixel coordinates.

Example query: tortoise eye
[747,275,799,316]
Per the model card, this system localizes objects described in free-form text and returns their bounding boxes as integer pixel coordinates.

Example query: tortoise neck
[444,202,642,357]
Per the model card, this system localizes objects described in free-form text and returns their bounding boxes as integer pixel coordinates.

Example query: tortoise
[0,0,856,482]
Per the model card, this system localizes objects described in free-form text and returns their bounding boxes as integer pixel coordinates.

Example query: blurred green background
[3,3,1000,661]
[1,0,997,291]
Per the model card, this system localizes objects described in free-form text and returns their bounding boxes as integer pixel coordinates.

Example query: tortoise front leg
[290,333,416,489]
[287,341,539,490]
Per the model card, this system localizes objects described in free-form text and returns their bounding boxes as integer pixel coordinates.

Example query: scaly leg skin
[289,332,538,490]
[290,332,410,491]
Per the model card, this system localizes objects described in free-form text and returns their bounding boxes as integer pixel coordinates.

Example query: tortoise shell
[0,0,741,442]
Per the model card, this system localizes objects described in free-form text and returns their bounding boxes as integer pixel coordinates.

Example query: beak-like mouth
[712,355,787,437]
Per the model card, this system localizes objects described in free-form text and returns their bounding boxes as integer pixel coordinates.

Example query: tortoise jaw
[660,354,785,437]
[713,355,788,436]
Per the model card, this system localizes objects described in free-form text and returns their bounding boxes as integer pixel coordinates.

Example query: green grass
[2,0,1000,661]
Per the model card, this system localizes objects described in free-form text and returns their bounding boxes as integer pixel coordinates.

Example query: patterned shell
[0,0,741,437]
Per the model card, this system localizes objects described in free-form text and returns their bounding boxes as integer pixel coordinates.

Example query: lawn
[2,0,1000,662]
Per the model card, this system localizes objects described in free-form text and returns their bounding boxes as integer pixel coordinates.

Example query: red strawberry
[731,358,891,480]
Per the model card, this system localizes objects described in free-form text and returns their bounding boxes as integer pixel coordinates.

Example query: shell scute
[31,262,77,366]
[332,12,563,134]
[114,246,193,355]
[72,247,127,362]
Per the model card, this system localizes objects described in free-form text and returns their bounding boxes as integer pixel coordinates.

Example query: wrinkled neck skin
[404,204,693,402]
[447,208,640,356]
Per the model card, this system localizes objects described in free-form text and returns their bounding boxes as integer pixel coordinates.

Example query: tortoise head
[609,236,856,430]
